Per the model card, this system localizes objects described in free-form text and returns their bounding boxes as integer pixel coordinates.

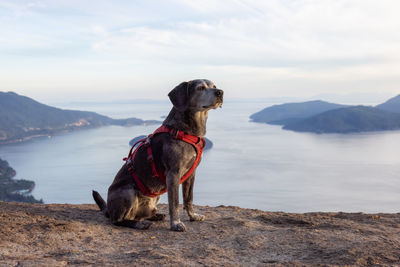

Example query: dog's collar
[154,125,204,147]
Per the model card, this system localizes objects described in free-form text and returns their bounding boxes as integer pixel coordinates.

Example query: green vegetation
[0,91,159,144]
[0,158,43,203]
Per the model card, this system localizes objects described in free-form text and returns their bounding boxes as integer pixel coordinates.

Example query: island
[250,94,400,134]
[376,94,400,113]
[0,157,42,203]
[0,91,160,145]
[250,100,347,125]
[283,105,400,133]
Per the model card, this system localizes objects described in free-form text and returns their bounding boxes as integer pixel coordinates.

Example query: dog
[93,79,223,231]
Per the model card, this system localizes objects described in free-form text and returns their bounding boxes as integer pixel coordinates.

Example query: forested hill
[283,106,400,133]
[376,94,400,113]
[0,157,42,203]
[0,92,159,144]
[250,95,400,134]
[250,100,347,125]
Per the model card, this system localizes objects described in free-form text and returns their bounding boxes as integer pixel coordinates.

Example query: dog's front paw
[171,221,186,232]
[189,213,206,221]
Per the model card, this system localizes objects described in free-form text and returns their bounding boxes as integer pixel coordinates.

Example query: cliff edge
[0,202,399,266]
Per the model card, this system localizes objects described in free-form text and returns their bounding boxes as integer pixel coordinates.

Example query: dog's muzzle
[215,89,224,103]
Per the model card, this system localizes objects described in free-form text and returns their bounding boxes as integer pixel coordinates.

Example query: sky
[1,0,400,103]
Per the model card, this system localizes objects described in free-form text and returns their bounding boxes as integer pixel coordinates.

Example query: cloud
[91,0,400,68]
[1,0,400,100]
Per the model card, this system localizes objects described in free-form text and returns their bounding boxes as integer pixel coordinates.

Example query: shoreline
[0,121,160,146]
[0,134,52,146]
[0,158,43,203]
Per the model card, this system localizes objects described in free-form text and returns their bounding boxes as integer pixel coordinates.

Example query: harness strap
[123,125,205,197]
[123,137,147,162]
[130,171,164,198]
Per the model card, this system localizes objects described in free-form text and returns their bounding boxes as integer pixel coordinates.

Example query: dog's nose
[215,90,224,97]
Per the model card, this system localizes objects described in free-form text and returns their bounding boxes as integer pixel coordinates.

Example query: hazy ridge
[0,92,160,145]
[251,94,400,133]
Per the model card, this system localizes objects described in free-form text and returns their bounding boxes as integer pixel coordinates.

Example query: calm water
[1,99,399,213]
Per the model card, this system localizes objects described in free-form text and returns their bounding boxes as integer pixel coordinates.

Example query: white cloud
[91,1,400,66]
[0,0,400,100]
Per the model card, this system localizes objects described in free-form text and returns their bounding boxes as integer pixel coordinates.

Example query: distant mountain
[250,100,347,125]
[251,94,400,134]
[283,106,400,133]
[0,92,160,144]
[376,94,400,113]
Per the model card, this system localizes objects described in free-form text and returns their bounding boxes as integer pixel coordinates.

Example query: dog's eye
[198,85,206,91]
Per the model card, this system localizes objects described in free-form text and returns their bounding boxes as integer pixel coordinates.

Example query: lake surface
[1,99,399,213]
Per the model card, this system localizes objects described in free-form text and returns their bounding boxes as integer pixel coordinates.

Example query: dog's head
[168,79,224,112]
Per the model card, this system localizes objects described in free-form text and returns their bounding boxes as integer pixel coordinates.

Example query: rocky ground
[0,201,400,266]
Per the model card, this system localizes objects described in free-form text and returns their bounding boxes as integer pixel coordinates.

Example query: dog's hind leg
[146,196,166,221]
[108,186,153,230]
[134,195,165,221]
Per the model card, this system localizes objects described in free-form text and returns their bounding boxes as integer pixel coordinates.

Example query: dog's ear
[168,81,190,112]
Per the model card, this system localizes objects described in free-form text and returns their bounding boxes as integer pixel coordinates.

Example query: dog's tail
[92,190,110,218]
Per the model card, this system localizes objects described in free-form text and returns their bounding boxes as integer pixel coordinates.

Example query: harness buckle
[173,128,179,139]
[174,129,186,140]
[145,134,153,144]
[195,137,201,145]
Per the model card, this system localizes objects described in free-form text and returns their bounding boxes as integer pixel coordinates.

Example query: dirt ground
[0,201,400,266]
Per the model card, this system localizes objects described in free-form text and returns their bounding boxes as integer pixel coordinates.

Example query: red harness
[123,125,205,197]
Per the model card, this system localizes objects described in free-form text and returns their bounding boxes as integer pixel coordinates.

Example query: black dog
[93,79,223,231]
